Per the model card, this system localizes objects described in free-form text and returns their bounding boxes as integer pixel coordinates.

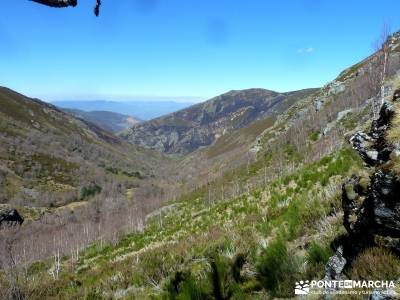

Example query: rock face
[123,88,318,155]
[328,88,400,277]
[344,94,400,241]
[350,102,396,166]
[0,209,24,227]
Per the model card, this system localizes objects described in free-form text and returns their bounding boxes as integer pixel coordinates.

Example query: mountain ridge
[0,86,171,208]
[52,99,196,121]
[123,87,319,154]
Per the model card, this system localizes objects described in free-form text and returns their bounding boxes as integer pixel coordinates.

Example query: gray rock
[314,98,324,111]
[324,247,346,281]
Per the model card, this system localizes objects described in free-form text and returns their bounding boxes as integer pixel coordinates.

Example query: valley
[1,7,400,297]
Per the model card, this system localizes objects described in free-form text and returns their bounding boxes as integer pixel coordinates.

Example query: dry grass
[349,247,400,281]
[387,101,400,173]
[205,116,276,158]
[387,102,400,144]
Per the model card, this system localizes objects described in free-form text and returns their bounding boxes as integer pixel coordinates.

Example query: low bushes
[165,253,248,300]
[349,247,400,281]
[256,238,301,298]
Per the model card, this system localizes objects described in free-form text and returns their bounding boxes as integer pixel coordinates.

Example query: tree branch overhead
[30,0,101,16]
[30,0,77,8]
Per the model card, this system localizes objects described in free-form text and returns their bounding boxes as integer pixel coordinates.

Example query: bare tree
[372,22,392,118]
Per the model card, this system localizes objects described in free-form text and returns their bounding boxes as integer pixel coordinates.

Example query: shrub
[306,241,333,266]
[80,184,102,200]
[305,241,334,279]
[256,238,301,297]
[165,254,247,300]
[165,271,208,300]
[349,247,400,281]
[309,131,320,142]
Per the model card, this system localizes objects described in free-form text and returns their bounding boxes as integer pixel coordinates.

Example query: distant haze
[52,100,198,120]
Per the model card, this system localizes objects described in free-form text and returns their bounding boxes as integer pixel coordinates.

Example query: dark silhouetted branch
[94,0,101,17]
[30,0,77,8]
[30,0,101,16]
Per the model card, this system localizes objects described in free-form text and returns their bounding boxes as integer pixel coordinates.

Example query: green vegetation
[105,166,144,179]
[309,131,320,141]
[306,241,333,266]
[257,238,301,297]
[80,184,102,200]
[3,36,400,300]
[8,148,365,299]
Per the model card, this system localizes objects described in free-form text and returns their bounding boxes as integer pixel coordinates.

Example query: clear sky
[1,0,400,102]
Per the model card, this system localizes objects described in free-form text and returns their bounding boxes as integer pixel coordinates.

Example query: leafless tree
[372,22,392,118]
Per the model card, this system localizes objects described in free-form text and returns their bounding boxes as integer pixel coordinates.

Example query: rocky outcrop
[344,92,400,244]
[350,102,396,166]
[326,88,400,281]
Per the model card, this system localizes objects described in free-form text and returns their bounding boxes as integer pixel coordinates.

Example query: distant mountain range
[62,109,140,133]
[52,100,196,121]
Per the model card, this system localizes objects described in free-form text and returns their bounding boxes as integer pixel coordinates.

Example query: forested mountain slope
[0,87,168,208]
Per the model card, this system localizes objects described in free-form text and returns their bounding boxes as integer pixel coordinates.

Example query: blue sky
[1,0,400,102]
